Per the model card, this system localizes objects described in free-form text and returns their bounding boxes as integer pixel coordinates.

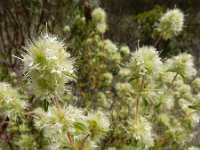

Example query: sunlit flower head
[87,111,110,141]
[157,8,184,40]
[96,23,107,34]
[128,117,154,148]
[164,53,196,79]
[22,34,75,99]
[92,8,106,23]
[129,46,162,78]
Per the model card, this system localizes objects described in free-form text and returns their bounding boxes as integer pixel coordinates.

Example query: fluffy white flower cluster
[128,117,154,149]
[157,9,184,40]
[34,106,110,149]
[87,111,110,141]
[159,90,174,109]
[92,8,107,33]
[164,53,196,79]
[129,46,162,78]
[115,82,133,97]
[102,72,113,86]
[0,82,26,119]
[34,106,86,149]
[103,39,121,63]
[192,78,200,92]
[22,34,75,99]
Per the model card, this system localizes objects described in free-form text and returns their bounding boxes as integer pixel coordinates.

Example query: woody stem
[53,95,75,150]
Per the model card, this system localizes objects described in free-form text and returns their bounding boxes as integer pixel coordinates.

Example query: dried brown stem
[79,134,90,150]
[53,95,75,149]
[67,131,75,150]
[154,36,161,47]
[167,73,178,90]
[53,95,61,113]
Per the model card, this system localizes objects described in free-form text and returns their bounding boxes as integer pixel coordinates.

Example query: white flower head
[34,105,88,149]
[192,78,200,92]
[164,53,196,79]
[96,23,107,33]
[92,8,106,23]
[128,117,154,148]
[22,34,76,99]
[0,82,26,119]
[115,82,133,97]
[129,46,162,78]
[157,8,184,40]
[87,111,110,141]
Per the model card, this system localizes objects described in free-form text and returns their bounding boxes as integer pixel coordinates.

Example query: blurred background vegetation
[102,0,200,65]
[0,0,200,75]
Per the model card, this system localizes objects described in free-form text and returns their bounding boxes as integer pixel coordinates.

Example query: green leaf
[73,121,89,134]
[43,99,49,112]
[63,71,77,80]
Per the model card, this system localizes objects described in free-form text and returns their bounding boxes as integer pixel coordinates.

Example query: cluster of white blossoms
[119,68,131,77]
[115,82,133,97]
[103,39,121,63]
[22,34,75,99]
[20,33,111,149]
[157,9,184,40]
[102,72,113,86]
[92,8,107,33]
[192,78,200,92]
[159,90,174,109]
[87,111,110,141]
[0,82,26,119]
[128,117,154,149]
[34,106,110,149]
[164,53,196,79]
[34,106,86,149]
[129,46,162,78]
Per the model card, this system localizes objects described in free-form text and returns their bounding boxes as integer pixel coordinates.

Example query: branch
[135,77,144,125]
[79,134,90,150]
[153,36,161,47]
[53,95,61,113]
[67,131,75,150]
[167,73,178,90]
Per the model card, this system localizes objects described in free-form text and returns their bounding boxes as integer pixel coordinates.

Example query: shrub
[0,3,199,150]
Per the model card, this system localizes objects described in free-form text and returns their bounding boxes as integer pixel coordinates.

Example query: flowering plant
[0,3,199,150]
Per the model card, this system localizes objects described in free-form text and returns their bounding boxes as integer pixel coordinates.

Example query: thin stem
[79,134,90,150]
[67,131,75,150]
[23,111,34,115]
[53,95,61,113]
[168,73,178,90]
[135,78,144,125]
[135,96,140,125]
[5,131,13,150]
[154,36,161,47]
[53,95,75,149]
[171,73,178,85]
